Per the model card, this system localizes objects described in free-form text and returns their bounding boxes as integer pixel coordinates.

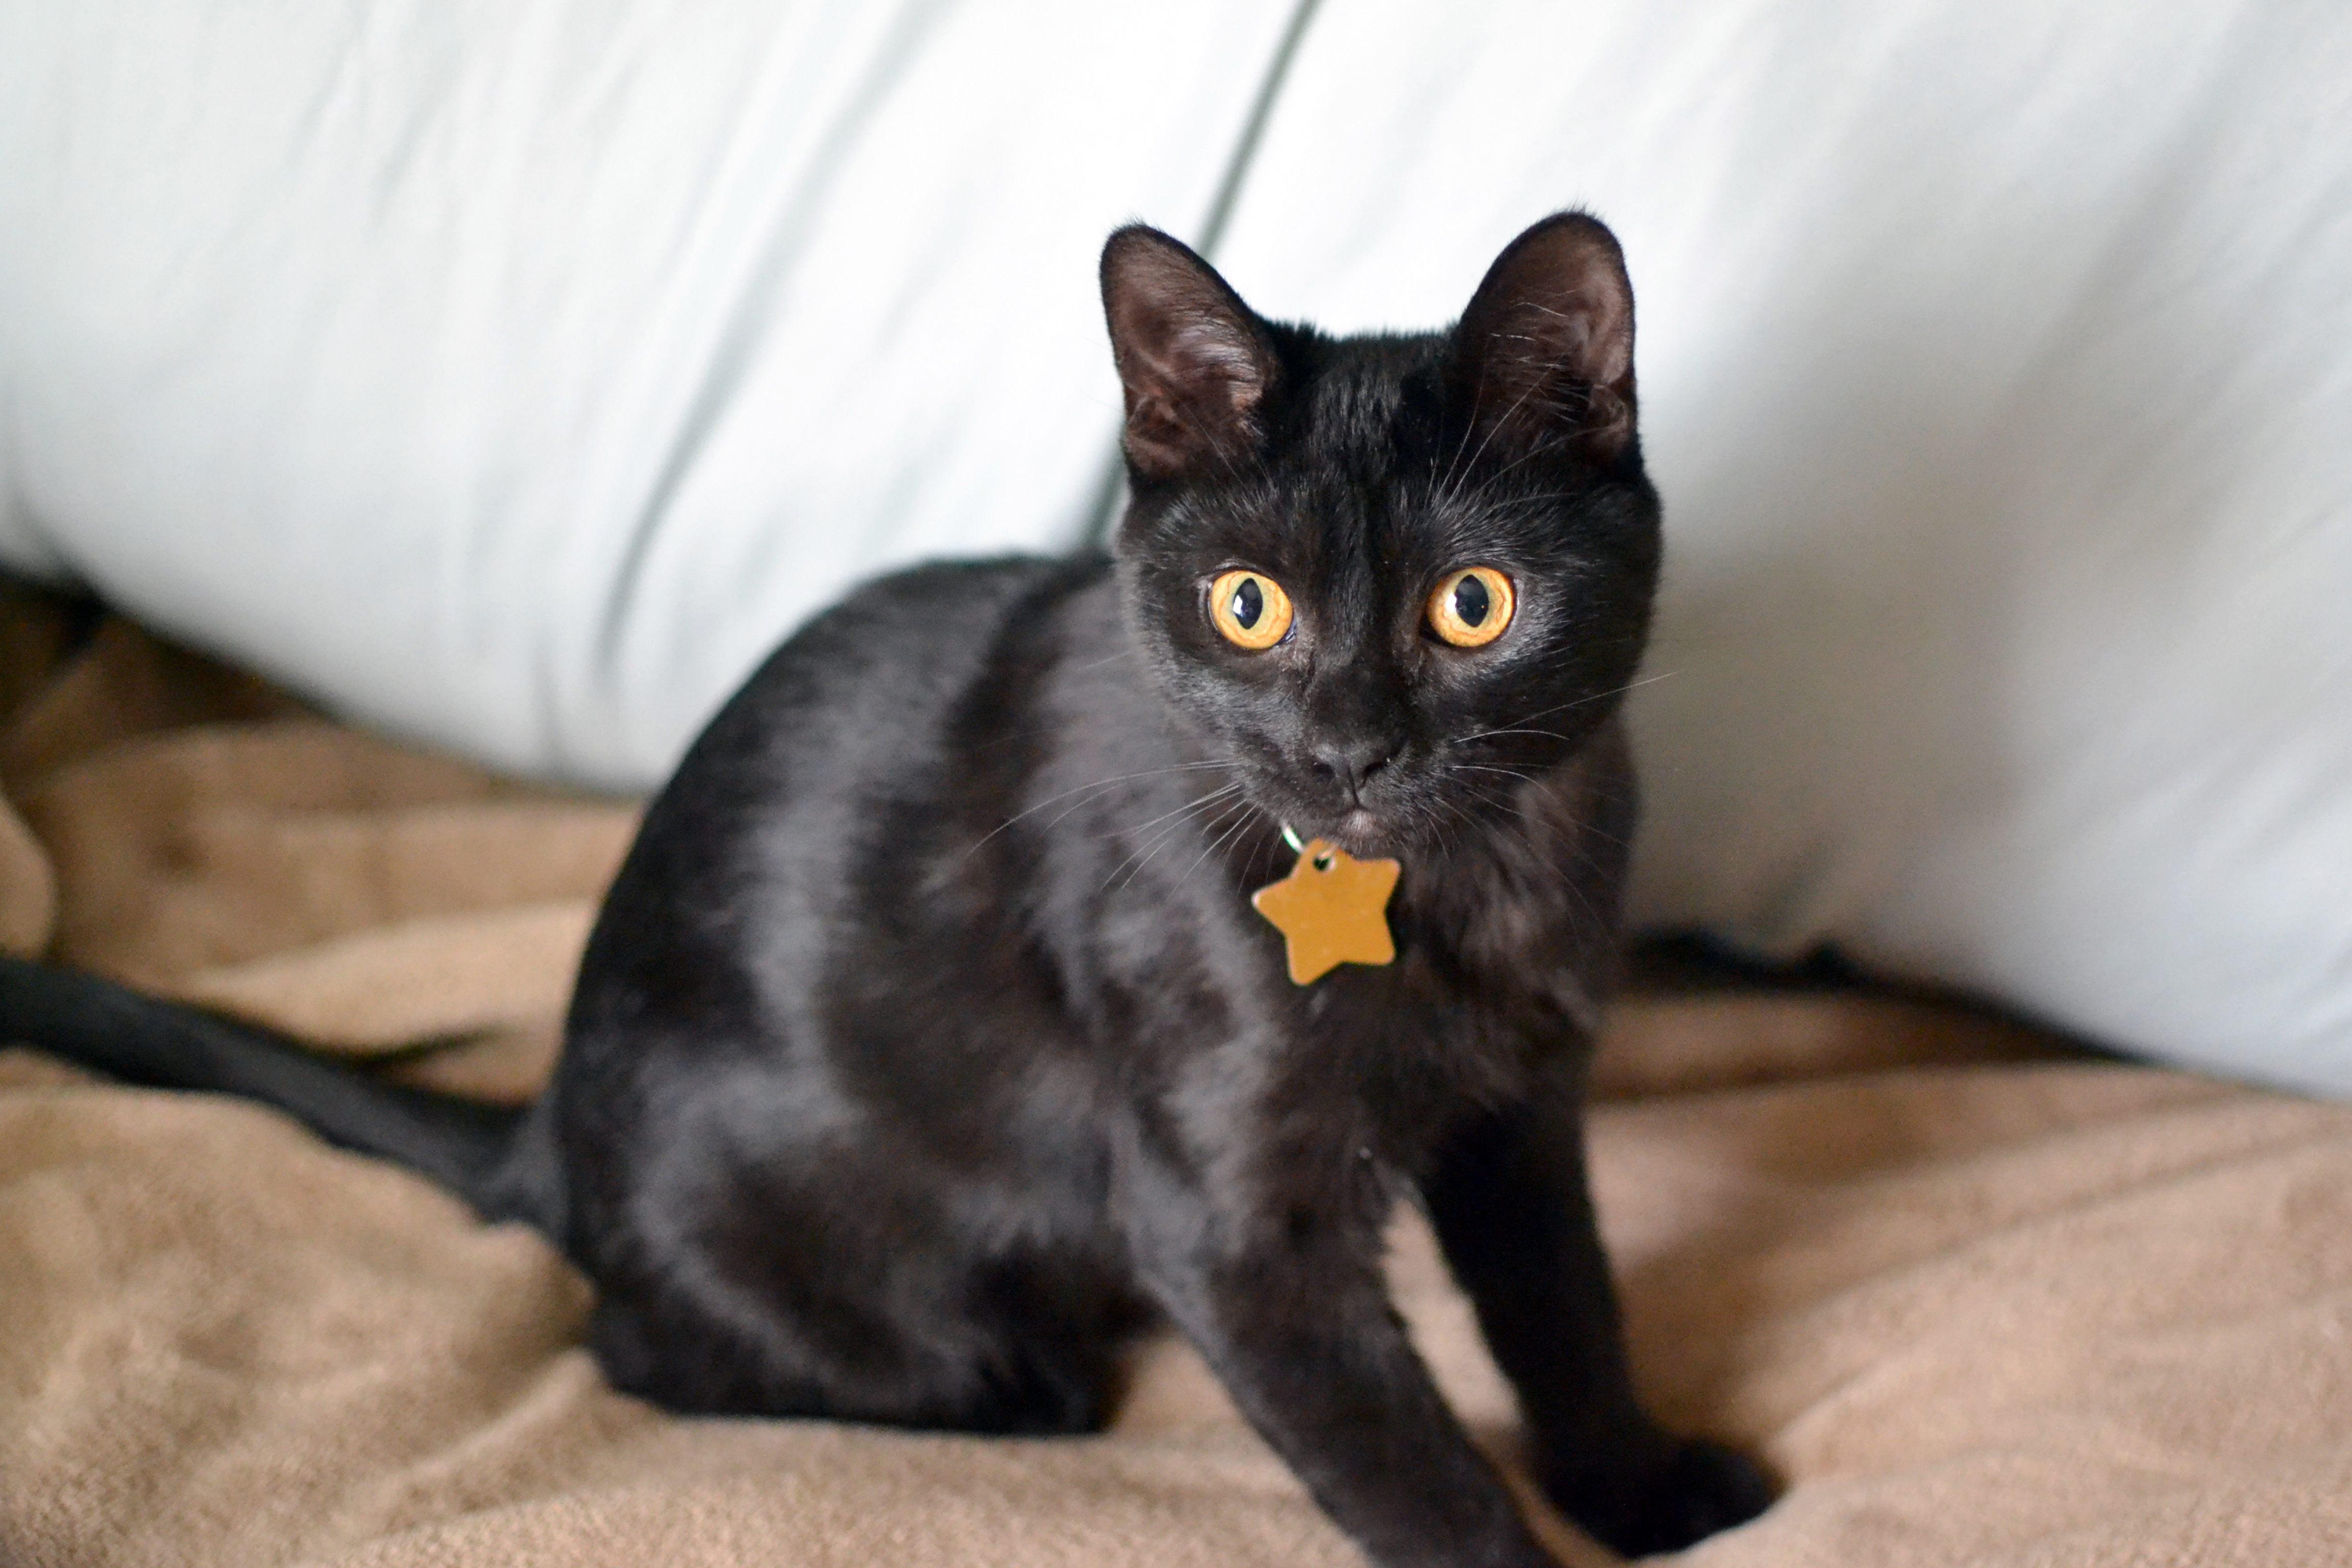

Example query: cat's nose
[1309,737,1398,801]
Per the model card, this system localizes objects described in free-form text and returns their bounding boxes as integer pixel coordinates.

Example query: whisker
[962,760,1236,858]
[1116,781,1244,841]
[1177,795,1267,888]
[1101,787,1248,892]
[1454,671,1677,748]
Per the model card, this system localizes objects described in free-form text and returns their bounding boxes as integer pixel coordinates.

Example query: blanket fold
[2,597,2343,1568]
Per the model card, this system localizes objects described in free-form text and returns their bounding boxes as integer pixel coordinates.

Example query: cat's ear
[1449,212,1638,462]
[1100,226,1279,481]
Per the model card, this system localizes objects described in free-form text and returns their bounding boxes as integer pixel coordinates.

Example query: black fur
[0,214,1773,1562]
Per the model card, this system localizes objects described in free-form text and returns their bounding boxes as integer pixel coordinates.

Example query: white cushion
[2,0,2346,1094]
[0,0,1296,782]
[1211,0,2352,1093]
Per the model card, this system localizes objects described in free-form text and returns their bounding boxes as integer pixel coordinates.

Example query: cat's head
[1100,212,1661,859]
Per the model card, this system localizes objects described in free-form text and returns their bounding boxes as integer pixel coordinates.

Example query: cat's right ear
[1100,226,1279,482]
[1449,212,1639,464]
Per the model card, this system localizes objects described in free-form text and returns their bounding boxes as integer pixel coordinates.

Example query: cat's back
[700,554,1106,792]
[575,553,1113,977]
[550,551,1136,1267]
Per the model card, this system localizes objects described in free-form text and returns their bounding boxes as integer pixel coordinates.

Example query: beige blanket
[4,601,2347,1568]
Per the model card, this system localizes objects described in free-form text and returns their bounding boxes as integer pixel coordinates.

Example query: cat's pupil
[1453,575,1490,627]
[1231,578,1264,629]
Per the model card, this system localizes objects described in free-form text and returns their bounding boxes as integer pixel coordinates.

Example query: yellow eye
[1208,570,1294,650]
[1427,567,1515,648]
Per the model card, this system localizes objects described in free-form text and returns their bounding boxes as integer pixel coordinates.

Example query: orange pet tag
[1251,839,1400,985]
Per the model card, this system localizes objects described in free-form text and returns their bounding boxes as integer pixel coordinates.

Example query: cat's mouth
[1243,780,1397,859]
[1275,803,1404,862]
[1236,752,1425,858]
[1325,807,1391,857]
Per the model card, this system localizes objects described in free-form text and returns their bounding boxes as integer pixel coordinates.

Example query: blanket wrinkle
[4,603,2349,1568]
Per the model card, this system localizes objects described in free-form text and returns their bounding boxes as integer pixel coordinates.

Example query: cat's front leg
[1126,1161,1561,1568]
[1423,1059,1775,1557]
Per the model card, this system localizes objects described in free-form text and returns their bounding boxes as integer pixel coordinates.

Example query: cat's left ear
[1100,226,1280,482]
[1449,212,1638,463]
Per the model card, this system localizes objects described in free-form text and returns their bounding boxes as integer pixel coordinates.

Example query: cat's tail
[0,954,531,1217]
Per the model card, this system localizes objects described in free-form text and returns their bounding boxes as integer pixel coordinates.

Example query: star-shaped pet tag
[1250,839,1401,985]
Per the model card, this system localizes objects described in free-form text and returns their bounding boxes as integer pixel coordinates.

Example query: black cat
[0,213,1773,1563]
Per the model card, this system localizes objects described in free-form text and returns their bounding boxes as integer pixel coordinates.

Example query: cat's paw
[1548,1438,1776,1559]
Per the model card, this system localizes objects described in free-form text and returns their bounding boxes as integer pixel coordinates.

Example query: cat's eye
[1427,568,1515,648]
[1207,570,1294,650]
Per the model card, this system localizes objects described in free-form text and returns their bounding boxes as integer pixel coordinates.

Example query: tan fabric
[0,614,637,1102]
[4,609,2349,1567]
